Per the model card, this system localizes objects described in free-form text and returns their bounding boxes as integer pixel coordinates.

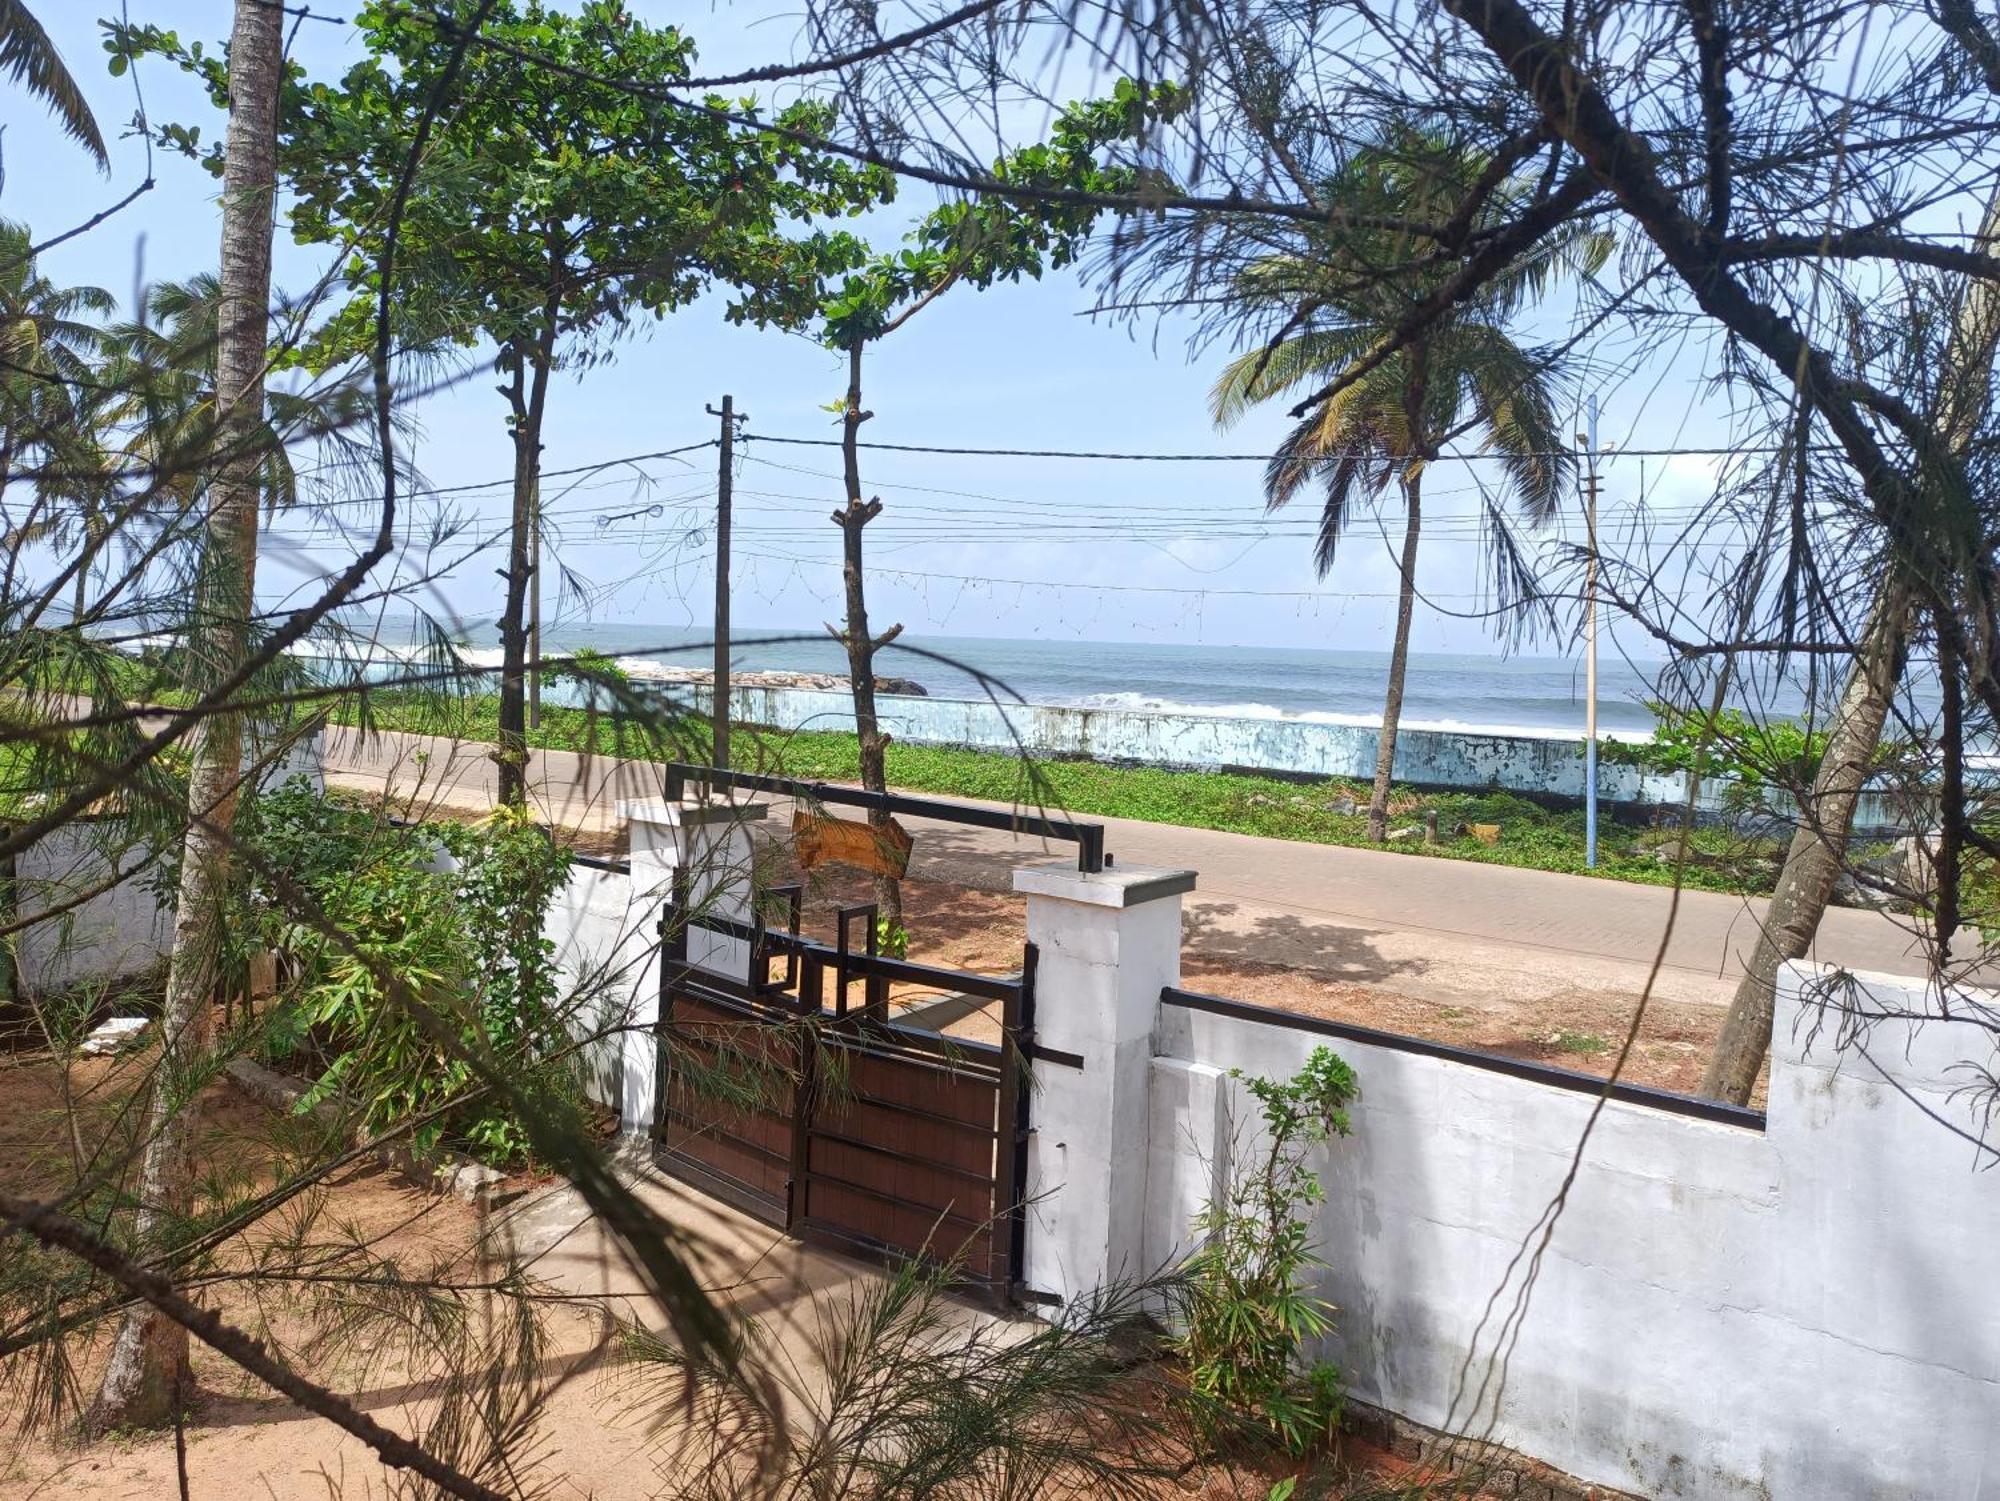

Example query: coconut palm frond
[1453,322,1573,525]
[0,1,108,168]
[1210,322,1377,424]
[1478,487,1562,645]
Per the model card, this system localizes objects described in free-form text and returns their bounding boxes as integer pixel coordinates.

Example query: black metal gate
[653,889,1039,1300]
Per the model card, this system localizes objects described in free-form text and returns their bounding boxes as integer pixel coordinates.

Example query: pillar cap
[617,796,769,828]
[1012,859,1195,908]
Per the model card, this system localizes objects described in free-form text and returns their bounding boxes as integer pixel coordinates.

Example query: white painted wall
[1011,859,1192,1307]
[543,862,644,1113]
[8,725,324,999]
[608,798,764,1137]
[13,822,173,994]
[1141,965,2000,1499]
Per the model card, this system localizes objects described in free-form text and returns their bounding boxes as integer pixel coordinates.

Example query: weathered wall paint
[1141,965,1999,1498]
[693,684,1904,830]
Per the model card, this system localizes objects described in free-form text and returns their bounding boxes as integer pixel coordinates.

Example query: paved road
[322,727,1928,1013]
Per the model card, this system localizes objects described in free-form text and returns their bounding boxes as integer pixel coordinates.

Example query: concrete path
[321,727,1929,1014]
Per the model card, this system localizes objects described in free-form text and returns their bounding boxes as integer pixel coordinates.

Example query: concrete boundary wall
[1139,965,2000,1498]
[688,684,1907,830]
[430,803,2000,1495]
[8,729,326,999]
[543,858,644,1114]
[13,822,173,995]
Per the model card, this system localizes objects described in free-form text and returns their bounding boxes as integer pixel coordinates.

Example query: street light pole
[1581,397,1601,869]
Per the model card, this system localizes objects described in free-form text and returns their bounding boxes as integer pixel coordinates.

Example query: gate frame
[645,768,1103,1305]
[654,884,1055,1303]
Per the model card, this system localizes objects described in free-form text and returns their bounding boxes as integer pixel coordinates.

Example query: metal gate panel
[652,890,1040,1300]
[655,983,797,1227]
[799,1034,1006,1285]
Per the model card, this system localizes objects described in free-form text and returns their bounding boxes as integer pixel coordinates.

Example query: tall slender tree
[1211,125,1607,841]
[121,0,892,806]
[1701,187,2000,1104]
[818,81,1183,933]
[85,0,284,1432]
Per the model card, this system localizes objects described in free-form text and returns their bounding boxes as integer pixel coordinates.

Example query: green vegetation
[1599,703,1908,816]
[246,780,578,1164]
[332,689,1786,896]
[1550,1029,1611,1058]
[1175,1046,1358,1455]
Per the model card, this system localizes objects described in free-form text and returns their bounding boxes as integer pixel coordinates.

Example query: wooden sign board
[793,809,913,878]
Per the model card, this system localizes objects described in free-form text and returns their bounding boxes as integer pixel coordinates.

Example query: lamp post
[1579,398,1601,869]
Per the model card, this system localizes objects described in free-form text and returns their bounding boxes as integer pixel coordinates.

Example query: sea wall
[693,684,1903,829]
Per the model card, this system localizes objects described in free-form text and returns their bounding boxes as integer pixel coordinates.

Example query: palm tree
[0,220,112,615]
[1,1,108,167]
[86,0,286,1434]
[1213,125,1608,842]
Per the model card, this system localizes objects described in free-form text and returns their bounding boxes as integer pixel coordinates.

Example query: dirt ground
[0,1047,1455,1501]
[785,865,1755,1102]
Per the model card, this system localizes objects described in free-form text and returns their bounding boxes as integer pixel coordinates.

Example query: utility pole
[528,475,542,730]
[1579,397,1600,869]
[706,396,743,770]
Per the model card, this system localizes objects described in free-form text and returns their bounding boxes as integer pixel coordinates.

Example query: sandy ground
[0,1048,1444,1501]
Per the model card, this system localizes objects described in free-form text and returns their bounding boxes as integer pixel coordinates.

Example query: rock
[1831,870,1899,912]
[1329,796,1360,816]
[1638,833,1691,863]
[633,665,929,697]
[80,1016,150,1056]
[1387,825,1423,842]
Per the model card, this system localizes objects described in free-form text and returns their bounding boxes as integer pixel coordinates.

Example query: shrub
[249,782,576,1163]
[1597,704,1878,805]
[1175,1045,1359,1455]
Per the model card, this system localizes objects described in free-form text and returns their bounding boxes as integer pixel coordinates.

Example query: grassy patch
[332,690,1785,896]
[1549,1029,1612,1057]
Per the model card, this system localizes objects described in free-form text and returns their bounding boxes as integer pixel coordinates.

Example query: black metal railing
[1159,985,1766,1130]
[661,762,1108,873]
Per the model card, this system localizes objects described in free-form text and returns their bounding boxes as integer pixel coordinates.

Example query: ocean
[503,623,1727,739]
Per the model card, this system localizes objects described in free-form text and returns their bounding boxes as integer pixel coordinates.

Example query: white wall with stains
[696,683,1905,831]
[1134,964,1999,1498]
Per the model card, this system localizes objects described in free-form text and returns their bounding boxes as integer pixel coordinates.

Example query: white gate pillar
[616,796,768,1138]
[1013,859,1194,1309]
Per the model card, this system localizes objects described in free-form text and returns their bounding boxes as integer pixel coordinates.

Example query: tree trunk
[833,344,902,936]
[1700,185,2000,1104]
[1700,597,1907,1102]
[86,0,283,1433]
[493,314,556,808]
[1368,472,1424,843]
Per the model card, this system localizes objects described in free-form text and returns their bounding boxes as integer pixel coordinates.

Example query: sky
[1,1,1741,666]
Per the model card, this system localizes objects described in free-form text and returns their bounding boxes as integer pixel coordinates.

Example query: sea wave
[1069,691,1651,743]
[248,642,1652,741]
